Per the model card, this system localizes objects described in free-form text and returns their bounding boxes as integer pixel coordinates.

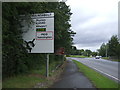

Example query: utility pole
[106,44,107,57]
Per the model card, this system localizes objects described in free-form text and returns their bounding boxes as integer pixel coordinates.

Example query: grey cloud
[73,21,118,50]
[72,15,96,28]
[67,0,118,51]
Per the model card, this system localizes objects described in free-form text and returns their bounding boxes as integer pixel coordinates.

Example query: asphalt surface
[68,57,120,83]
[52,60,96,88]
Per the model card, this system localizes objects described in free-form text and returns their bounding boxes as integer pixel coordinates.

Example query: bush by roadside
[3,60,66,88]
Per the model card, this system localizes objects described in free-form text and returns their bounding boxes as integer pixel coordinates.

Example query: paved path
[51,60,96,88]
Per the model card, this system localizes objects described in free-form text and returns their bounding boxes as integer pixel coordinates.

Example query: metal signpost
[21,13,54,77]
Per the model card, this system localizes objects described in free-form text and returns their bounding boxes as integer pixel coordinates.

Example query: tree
[92,52,97,57]
[108,35,120,59]
[2,2,75,78]
[98,43,107,57]
[83,49,92,57]
[78,49,84,55]
[116,44,120,59]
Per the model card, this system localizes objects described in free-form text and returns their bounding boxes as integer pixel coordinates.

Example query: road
[67,57,120,83]
[51,60,96,88]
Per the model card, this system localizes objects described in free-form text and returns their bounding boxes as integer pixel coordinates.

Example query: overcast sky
[66,0,119,52]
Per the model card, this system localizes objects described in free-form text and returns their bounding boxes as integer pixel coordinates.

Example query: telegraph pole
[106,44,107,57]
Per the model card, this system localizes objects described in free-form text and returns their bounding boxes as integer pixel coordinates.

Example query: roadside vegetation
[3,60,66,88]
[3,74,46,88]
[101,57,109,60]
[2,2,75,88]
[98,35,120,62]
[73,60,119,88]
[66,55,89,58]
[68,35,120,62]
[102,57,120,62]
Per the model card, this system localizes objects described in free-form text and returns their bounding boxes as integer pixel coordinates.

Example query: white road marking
[73,59,120,82]
[89,66,120,82]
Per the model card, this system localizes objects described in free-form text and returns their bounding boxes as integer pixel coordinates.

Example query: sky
[66,0,119,52]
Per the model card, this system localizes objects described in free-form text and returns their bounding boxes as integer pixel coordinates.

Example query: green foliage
[2,74,47,88]
[83,49,92,57]
[98,43,107,57]
[70,46,92,57]
[108,35,120,58]
[98,35,120,59]
[91,52,97,56]
[67,55,89,58]
[2,2,74,78]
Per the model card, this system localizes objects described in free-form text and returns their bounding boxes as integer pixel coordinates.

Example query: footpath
[51,60,96,89]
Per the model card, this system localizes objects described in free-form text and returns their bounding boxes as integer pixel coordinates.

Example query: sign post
[21,13,54,77]
[46,54,49,77]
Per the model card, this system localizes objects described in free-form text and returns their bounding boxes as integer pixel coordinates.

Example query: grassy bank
[66,55,89,58]
[2,74,46,88]
[73,60,119,88]
[3,61,66,88]
[102,57,109,60]
[102,57,120,62]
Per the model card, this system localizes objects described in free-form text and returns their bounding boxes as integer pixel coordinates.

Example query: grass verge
[67,55,89,58]
[2,74,47,88]
[2,61,66,88]
[73,60,119,88]
[102,57,120,62]
[102,57,109,60]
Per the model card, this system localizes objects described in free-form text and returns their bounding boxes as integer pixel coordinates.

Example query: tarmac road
[68,57,120,83]
[52,60,96,88]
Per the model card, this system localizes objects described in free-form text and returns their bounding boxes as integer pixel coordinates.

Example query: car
[95,56,100,59]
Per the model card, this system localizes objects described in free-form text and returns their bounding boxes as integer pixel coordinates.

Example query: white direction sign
[21,13,54,53]
[36,31,53,40]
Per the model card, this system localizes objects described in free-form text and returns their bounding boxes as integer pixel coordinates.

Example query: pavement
[69,57,120,83]
[51,60,96,89]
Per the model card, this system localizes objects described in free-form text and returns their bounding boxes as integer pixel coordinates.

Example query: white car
[95,56,100,59]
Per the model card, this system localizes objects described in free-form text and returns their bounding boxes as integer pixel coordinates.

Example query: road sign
[21,13,54,53]
[55,47,65,55]
[36,31,53,40]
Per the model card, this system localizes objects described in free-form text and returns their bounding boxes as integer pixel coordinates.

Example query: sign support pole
[46,54,49,77]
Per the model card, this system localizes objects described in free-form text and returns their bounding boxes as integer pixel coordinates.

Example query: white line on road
[89,66,120,82]
[74,59,120,82]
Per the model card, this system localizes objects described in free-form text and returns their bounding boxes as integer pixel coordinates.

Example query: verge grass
[3,61,66,88]
[73,60,119,88]
[68,55,89,58]
[102,57,120,62]
[102,57,109,60]
[2,74,46,88]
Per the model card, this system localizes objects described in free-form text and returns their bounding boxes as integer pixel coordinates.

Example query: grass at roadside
[2,74,47,88]
[73,60,119,88]
[102,57,120,62]
[67,55,89,58]
[102,57,109,60]
[3,61,66,88]
[112,59,120,62]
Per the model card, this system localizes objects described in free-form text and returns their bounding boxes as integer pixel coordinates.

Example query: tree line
[67,35,120,59]
[2,2,75,78]
[98,35,120,60]
[69,46,97,57]
[68,35,120,59]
